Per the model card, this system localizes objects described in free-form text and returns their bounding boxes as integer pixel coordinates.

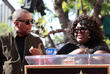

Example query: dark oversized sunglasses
[74,27,87,33]
[16,19,34,25]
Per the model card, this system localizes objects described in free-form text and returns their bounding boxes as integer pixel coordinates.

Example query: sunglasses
[74,27,87,34]
[16,19,34,25]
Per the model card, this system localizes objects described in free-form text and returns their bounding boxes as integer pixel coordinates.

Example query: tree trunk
[53,0,70,43]
[45,35,56,48]
[88,0,103,25]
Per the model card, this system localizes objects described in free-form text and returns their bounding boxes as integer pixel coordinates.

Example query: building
[0,0,12,25]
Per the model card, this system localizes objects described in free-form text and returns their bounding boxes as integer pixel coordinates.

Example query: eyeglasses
[16,19,34,25]
[74,27,87,34]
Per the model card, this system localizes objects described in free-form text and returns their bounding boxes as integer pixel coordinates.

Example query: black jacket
[0,31,46,74]
[57,42,110,54]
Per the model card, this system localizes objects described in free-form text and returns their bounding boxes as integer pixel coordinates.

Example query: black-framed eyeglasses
[16,19,34,25]
[74,27,87,34]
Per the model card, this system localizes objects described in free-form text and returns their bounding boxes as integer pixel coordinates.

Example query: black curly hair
[69,14,104,45]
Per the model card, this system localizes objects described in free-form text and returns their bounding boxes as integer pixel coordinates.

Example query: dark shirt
[16,35,27,63]
[57,42,110,54]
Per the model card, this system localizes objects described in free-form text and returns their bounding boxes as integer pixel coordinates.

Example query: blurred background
[0,0,110,55]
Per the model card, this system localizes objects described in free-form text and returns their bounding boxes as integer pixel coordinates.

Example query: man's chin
[22,32,30,36]
[25,32,30,35]
[27,30,31,33]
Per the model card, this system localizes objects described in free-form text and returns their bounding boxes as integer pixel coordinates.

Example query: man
[0,9,46,74]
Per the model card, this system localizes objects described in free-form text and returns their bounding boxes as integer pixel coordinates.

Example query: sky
[8,0,20,9]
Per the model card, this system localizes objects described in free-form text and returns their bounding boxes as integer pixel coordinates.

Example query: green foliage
[62,1,68,12]
[80,0,93,15]
[83,0,93,11]
[35,17,47,37]
[101,2,110,16]
[77,0,81,9]
[15,0,110,46]
[53,35,64,44]
[104,38,110,48]
[105,39,110,45]
[36,17,46,27]
[62,0,110,16]
[42,29,48,38]
[79,10,83,15]
[102,24,110,48]
[0,23,12,34]
[62,0,75,12]
[62,0,93,15]
[17,0,24,7]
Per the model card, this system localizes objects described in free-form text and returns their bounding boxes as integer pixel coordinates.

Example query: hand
[29,43,43,55]
[69,48,85,54]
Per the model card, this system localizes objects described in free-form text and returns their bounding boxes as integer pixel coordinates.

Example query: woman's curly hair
[69,14,104,45]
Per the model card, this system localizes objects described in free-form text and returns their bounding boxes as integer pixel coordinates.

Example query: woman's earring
[86,30,90,39]
[87,34,91,39]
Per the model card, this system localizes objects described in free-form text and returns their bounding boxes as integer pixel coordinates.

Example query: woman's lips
[77,34,83,39]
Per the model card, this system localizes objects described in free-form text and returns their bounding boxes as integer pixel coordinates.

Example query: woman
[57,14,110,55]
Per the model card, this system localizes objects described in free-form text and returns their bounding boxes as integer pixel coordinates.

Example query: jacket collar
[10,29,17,38]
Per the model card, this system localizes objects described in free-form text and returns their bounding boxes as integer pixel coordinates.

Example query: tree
[53,0,71,43]
[53,0,110,43]
[2,0,110,48]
